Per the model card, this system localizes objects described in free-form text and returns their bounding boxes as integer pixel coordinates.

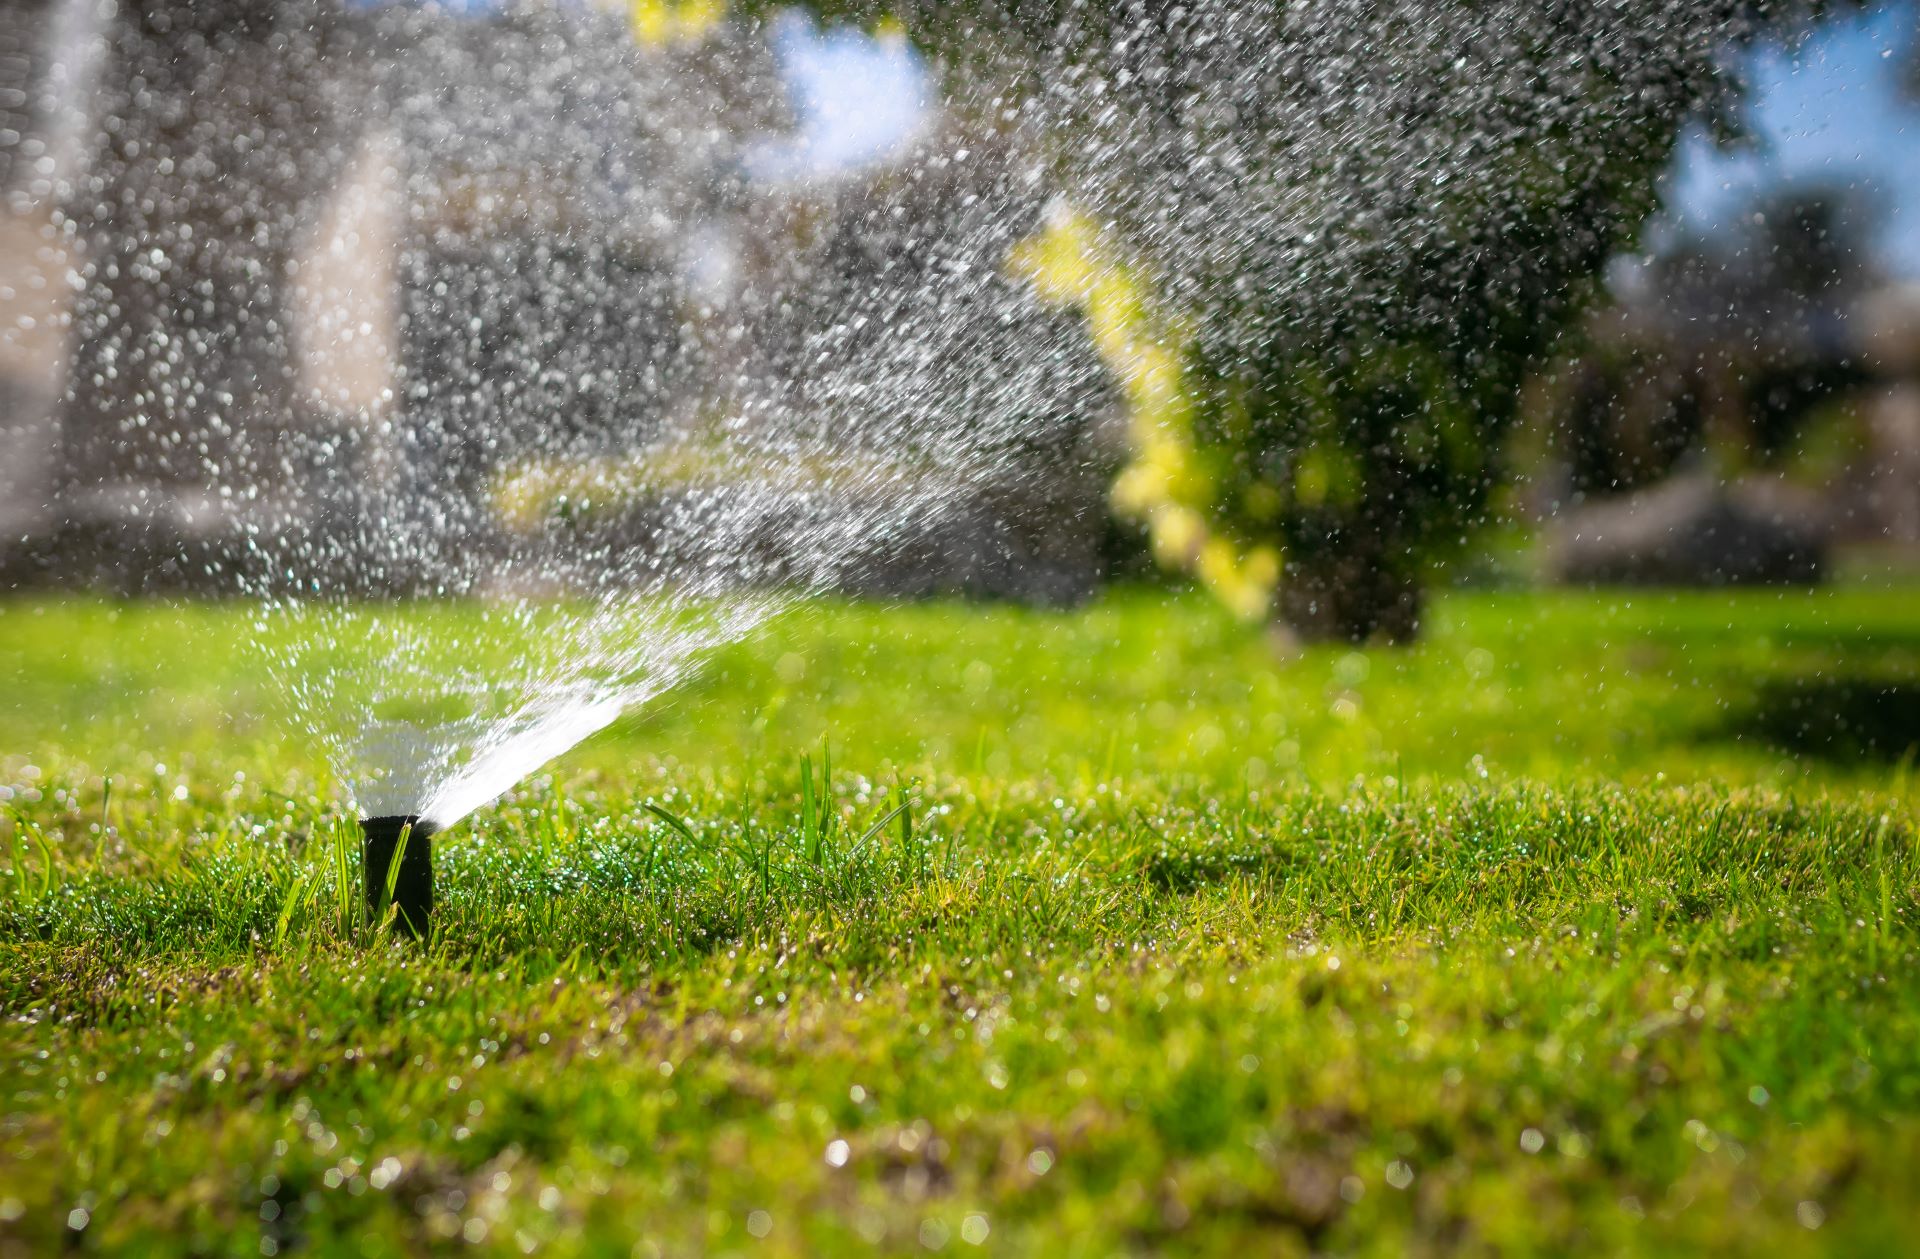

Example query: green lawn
[3,587,1918,1256]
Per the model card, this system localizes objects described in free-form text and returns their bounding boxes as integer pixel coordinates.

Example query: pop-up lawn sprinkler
[361,815,439,938]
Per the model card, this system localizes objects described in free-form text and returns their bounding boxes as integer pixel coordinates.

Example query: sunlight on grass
[2,587,1917,1254]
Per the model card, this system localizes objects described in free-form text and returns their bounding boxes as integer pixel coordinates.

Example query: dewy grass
[2,586,1918,1255]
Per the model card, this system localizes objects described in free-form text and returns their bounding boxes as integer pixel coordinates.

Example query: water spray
[20,0,1785,878]
[360,815,438,938]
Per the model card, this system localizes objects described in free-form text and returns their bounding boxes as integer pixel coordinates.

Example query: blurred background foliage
[2,0,1916,641]
[759,2,1906,640]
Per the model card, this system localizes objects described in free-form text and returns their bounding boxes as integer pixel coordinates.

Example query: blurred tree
[51,0,370,585]
[780,1,1857,640]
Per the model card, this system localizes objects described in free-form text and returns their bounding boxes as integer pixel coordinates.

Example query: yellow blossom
[1010,206,1281,622]
[630,0,726,46]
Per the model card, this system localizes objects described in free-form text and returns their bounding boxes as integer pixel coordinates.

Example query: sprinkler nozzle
[361,815,438,938]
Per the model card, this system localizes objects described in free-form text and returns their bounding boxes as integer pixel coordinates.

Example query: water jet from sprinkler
[361,815,438,938]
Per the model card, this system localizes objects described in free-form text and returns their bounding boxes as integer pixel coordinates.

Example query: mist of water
[5,0,1804,826]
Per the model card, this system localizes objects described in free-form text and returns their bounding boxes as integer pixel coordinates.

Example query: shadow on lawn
[1717,675,1920,766]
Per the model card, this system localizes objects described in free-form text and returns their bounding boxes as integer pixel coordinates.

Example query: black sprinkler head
[361,815,439,938]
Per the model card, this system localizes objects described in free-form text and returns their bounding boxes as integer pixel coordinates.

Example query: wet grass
[2,585,1919,1256]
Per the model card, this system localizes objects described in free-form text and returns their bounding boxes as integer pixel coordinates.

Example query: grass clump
[2,586,1919,1255]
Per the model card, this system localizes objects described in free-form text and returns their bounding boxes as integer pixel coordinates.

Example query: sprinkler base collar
[361,815,438,938]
